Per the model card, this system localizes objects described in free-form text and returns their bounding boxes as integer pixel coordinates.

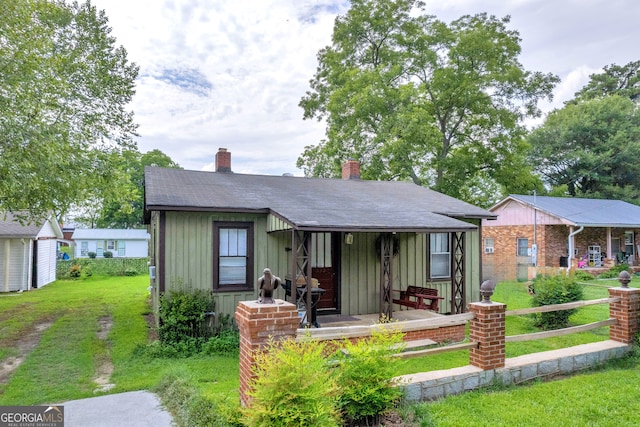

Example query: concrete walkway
[60,390,173,427]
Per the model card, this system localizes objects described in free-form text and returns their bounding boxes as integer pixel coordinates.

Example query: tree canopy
[91,149,181,229]
[529,59,640,204]
[572,60,640,103]
[299,0,557,206]
[0,0,138,221]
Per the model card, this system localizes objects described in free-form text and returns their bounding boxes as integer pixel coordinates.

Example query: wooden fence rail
[505,297,619,317]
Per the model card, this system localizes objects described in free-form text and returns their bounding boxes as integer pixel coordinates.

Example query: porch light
[345,233,354,245]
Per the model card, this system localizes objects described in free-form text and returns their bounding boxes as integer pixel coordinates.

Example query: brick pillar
[468,302,506,370]
[235,299,299,407]
[609,287,640,344]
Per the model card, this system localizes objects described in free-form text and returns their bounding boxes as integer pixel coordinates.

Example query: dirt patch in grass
[144,313,159,342]
[93,316,114,393]
[0,320,53,385]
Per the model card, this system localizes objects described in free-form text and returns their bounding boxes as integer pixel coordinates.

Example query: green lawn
[0,275,238,406]
[1,275,638,426]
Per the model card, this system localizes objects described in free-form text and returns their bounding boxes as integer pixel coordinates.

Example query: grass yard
[0,275,239,406]
[1,274,639,426]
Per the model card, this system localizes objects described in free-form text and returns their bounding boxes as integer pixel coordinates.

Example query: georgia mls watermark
[0,406,64,427]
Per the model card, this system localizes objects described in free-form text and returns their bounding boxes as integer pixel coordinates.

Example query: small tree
[530,274,584,330]
[244,336,341,427]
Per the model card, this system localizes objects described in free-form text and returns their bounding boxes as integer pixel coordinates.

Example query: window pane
[236,229,247,256]
[431,254,449,278]
[220,257,246,284]
[430,233,450,278]
[517,238,528,256]
[220,229,229,256]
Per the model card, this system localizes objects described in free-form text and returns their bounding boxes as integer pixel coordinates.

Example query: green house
[143,149,496,322]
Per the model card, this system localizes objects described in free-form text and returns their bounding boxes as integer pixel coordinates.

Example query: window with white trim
[484,238,494,254]
[517,238,529,256]
[80,241,89,256]
[430,233,450,279]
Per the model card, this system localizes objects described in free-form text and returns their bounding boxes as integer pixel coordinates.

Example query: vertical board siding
[157,211,482,319]
[163,211,271,317]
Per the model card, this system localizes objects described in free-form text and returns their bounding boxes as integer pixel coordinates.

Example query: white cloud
[92,0,640,175]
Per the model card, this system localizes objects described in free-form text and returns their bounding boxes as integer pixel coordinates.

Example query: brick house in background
[482,195,640,282]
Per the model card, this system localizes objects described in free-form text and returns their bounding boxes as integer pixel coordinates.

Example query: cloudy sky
[91,0,640,175]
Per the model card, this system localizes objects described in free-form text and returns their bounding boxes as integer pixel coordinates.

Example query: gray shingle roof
[0,212,47,238]
[144,167,496,232]
[508,195,640,227]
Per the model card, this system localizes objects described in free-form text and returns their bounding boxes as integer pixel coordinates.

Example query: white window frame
[430,233,450,279]
[517,238,529,257]
[484,238,495,254]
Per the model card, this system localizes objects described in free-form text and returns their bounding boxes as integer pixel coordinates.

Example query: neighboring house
[482,195,640,282]
[0,213,63,292]
[71,229,150,258]
[144,148,496,320]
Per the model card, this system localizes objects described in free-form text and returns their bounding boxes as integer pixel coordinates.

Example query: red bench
[392,286,443,311]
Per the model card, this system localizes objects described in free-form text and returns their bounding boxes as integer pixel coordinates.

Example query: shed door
[311,232,339,312]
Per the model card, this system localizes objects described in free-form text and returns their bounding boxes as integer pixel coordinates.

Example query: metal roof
[71,229,150,240]
[506,195,640,228]
[144,167,496,232]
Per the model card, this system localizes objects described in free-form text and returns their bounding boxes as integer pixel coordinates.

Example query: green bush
[573,270,595,281]
[335,328,406,426]
[88,252,97,259]
[57,258,149,278]
[68,264,81,279]
[103,251,113,258]
[244,336,341,427]
[158,280,225,355]
[598,263,630,279]
[530,274,584,330]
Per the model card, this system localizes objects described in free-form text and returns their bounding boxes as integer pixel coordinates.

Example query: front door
[311,232,339,312]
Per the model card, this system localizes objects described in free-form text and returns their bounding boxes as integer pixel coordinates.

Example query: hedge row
[57,257,149,279]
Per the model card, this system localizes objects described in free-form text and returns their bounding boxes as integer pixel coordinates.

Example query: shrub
[158,279,219,353]
[88,252,97,259]
[530,274,583,330]
[103,251,113,258]
[68,264,81,279]
[244,336,341,427]
[201,329,239,355]
[83,266,93,278]
[598,263,630,279]
[335,328,406,426]
[573,270,595,281]
[124,269,137,276]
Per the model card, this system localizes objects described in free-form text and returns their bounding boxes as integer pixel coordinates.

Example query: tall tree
[75,149,181,229]
[0,0,138,221]
[528,95,640,203]
[572,60,640,103]
[299,0,556,205]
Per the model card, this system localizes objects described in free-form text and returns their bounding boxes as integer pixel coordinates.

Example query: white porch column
[607,228,612,260]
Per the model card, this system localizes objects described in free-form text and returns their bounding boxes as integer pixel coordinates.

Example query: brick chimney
[342,159,360,180]
[215,148,232,173]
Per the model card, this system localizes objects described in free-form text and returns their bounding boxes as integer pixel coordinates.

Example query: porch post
[451,232,466,314]
[380,233,393,320]
[291,230,313,325]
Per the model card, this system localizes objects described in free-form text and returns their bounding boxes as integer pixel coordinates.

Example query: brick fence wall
[236,284,640,405]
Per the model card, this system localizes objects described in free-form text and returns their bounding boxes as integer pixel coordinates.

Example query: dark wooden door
[313,267,336,310]
[311,232,339,311]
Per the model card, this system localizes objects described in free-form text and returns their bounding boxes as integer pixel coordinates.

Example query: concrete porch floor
[317,309,442,327]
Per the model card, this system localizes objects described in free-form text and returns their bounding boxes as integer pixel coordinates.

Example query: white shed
[71,228,150,258]
[0,213,63,292]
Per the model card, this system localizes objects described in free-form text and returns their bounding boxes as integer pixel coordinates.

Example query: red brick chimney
[342,159,360,180]
[215,148,232,173]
